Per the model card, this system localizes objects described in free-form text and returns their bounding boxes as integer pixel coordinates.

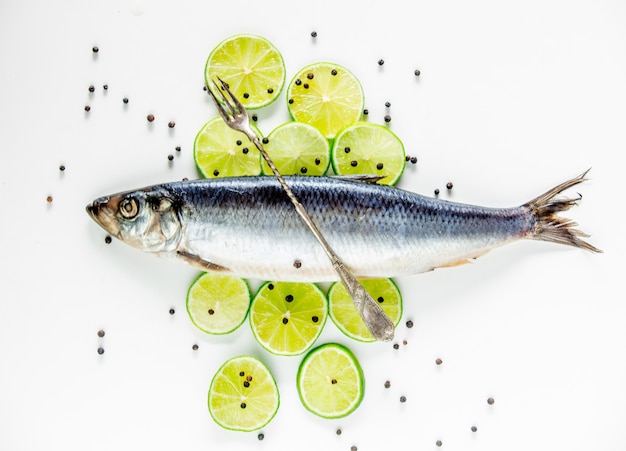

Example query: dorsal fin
[332,174,387,184]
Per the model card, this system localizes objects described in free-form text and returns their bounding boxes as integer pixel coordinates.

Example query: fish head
[86,187,182,253]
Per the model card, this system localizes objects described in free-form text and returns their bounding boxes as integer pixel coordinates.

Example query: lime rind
[286,62,364,139]
[328,278,403,342]
[193,116,262,178]
[208,355,280,431]
[331,122,406,185]
[296,343,365,419]
[205,34,286,109]
[249,281,328,356]
[261,122,330,176]
[186,272,251,335]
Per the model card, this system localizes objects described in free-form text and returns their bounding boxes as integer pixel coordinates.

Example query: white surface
[1,0,625,450]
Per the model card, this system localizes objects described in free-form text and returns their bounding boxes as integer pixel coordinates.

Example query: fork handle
[247,134,395,342]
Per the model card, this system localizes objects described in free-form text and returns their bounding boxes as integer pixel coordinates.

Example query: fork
[207,77,395,342]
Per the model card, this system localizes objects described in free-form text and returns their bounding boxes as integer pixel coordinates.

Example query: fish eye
[119,198,139,219]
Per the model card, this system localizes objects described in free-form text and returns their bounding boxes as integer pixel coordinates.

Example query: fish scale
[87,173,599,283]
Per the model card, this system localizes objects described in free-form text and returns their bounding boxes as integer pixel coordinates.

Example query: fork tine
[206,84,232,124]
[217,76,246,116]
[212,79,241,119]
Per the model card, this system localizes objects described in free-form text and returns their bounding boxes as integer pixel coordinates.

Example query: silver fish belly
[86,173,599,282]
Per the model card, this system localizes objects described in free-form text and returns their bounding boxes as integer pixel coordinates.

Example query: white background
[1,0,625,450]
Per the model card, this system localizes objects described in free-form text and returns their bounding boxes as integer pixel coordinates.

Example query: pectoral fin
[176,250,230,273]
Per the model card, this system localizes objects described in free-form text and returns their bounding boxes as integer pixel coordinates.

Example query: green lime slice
[194,116,262,178]
[328,278,403,342]
[249,282,328,356]
[205,34,286,109]
[208,355,280,431]
[297,343,365,419]
[261,122,330,176]
[287,62,364,139]
[186,272,251,335]
[331,123,406,185]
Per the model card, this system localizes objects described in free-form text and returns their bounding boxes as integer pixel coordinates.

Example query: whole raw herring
[86,172,600,281]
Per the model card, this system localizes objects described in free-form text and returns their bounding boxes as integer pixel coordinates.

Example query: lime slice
[208,355,279,431]
[205,34,285,109]
[331,123,406,185]
[297,343,364,418]
[261,122,330,176]
[249,282,327,356]
[328,278,403,342]
[194,116,262,178]
[186,272,251,335]
[287,62,364,139]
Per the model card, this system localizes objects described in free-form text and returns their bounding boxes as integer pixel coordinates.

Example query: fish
[86,171,600,282]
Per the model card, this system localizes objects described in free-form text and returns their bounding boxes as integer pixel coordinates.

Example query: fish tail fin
[524,169,602,253]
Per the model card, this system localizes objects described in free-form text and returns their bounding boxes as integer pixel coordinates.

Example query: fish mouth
[86,196,121,237]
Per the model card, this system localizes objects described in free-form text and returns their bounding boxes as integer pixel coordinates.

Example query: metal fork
[207,77,395,342]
